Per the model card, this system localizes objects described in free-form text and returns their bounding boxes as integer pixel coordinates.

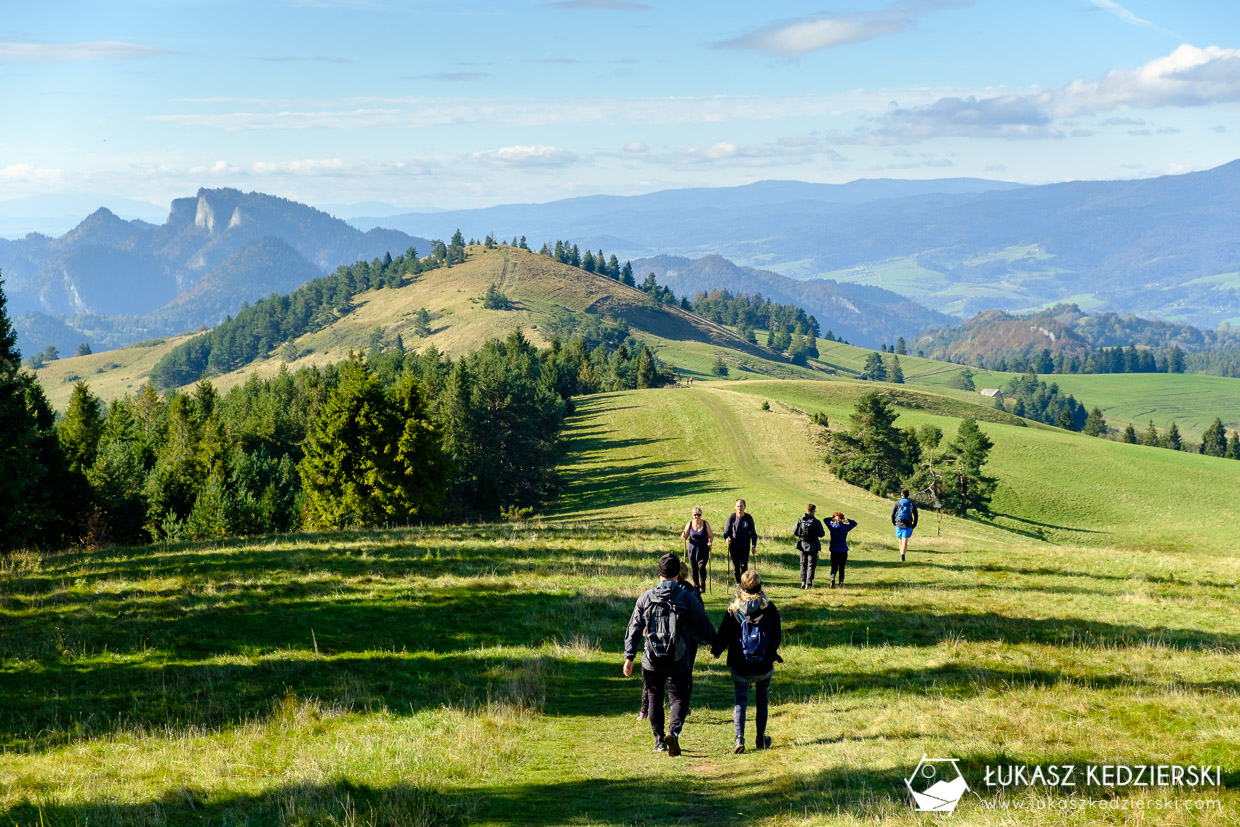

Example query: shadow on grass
[8,756,1235,826]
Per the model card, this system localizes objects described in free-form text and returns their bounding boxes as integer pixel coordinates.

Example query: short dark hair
[901,489,909,497]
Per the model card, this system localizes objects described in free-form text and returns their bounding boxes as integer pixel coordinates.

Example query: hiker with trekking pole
[680,506,713,594]
[723,498,758,584]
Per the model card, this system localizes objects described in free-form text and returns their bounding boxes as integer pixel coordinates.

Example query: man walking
[623,553,716,755]
[891,488,919,562]
[793,503,826,589]
[723,498,758,584]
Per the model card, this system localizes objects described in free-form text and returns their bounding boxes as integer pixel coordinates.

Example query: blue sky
[2,0,1239,215]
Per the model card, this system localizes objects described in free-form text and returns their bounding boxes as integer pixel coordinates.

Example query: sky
[2,0,1240,217]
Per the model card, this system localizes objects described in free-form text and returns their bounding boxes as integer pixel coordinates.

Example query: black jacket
[711,598,783,676]
[793,513,825,554]
[623,580,716,673]
[723,512,758,552]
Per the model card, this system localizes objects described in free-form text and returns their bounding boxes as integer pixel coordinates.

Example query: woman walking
[711,570,782,753]
[680,506,714,593]
[825,511,857,588]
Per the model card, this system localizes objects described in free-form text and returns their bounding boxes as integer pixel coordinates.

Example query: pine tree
[1199,417,1227,457]
[888,355,904,384]
[1163,421,1182,451]
[895,337,907,355]
[863,352,887,381]
[1083,407,1107,437]
[1168,346,1185,373]
[1142,420,1160,447]
[941,418,996,518]
[827,391,914,496]
[1227,430,1240,460]
[1121,423,1138,444]
[59,381,105,474]
[712,354,729,377]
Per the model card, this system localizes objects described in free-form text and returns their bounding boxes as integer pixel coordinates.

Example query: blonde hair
[729,569,769,613]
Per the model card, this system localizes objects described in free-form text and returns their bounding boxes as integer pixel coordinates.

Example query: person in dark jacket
[711,570,782,753]
[891,488,919,562]
[639,560,703,720]
[722,498,758,584]
[825,511,858,588]
[623,553,717,756]
[792,503,826,589]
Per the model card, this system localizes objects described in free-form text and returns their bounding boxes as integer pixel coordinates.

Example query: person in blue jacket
[891,488,919,563]
[825,511,858,588]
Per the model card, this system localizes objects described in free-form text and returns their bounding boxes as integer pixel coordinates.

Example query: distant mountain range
[634,254,951,347]
[0,188,430,356]
[354,162,1240,331]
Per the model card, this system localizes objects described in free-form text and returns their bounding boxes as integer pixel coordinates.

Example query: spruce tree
[827,391,914,496]
[1121,423,1137,444]
[1142,420,1160,447]
[1228,431,1240,460]
[888,355,904,384]
[942,418,996,518]
[1163,421,1182,451]
[59,381,105,474]
[1083,407,1107,437]
[1199,417,1227,457]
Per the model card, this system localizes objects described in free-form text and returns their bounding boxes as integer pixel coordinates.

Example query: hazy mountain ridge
[914,303,1240,366]
[1,188,432,356]
[356,162,1240,329]
[635,253,953,348]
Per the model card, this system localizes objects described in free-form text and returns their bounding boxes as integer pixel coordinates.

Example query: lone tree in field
[299,360,447,528]
[940,417,996,518]
[828,391,916,496]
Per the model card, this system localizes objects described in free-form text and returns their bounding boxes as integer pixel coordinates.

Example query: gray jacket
[623,580,717,673]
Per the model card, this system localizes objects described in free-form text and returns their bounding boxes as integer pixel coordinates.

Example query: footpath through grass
[1,382,1238,825]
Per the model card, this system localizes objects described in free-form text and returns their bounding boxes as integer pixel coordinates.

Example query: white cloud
[1054,44,1240,116]
[864,44,1240,142]
[712,3,963,57]
[471,145,581,168]
[0,163,63,185]
[0,40,174,62]
[1089,0,1181,37]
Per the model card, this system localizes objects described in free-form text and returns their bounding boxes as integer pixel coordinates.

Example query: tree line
[2,265,664,552]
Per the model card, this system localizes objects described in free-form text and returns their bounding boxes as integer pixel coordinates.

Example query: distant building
[979,388,1002,398]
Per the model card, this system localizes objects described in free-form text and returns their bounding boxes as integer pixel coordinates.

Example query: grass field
[2,380,1238,826]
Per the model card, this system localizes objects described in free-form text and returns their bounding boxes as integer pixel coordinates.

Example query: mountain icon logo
[905,754,970,815]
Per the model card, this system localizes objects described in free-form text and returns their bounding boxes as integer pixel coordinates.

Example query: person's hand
[622,658,634,677]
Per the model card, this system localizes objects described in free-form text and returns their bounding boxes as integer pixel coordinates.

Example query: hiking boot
[756,735,772,750]
[665,732,681,757]
[654,738,667,753]
[732,737,746,754]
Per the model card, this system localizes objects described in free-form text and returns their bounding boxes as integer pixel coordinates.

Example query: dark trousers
[799,549,819,586]
[643,669,693,741]
[729,544,751,583]
[689,552,709,591]
[830,550,848,583]
[733,677,771,740]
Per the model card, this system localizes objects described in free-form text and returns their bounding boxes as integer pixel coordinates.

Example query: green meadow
[2,380,1239,825]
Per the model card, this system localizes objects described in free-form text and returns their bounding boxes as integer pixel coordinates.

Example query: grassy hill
[32,245,824,410]
[2,378,1237,825]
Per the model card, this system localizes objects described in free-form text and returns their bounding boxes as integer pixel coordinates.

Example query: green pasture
[2,382,1238,825]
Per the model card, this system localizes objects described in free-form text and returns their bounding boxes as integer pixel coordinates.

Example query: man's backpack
[644,588,687,664]
[795,516,817,551]
[896,498,914,523]
[738,610,768,664]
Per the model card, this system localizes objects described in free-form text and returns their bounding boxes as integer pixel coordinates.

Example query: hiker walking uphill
[891,488,919,562]
[711,570,782,754]
[680,507,714,593]
[638,560,702,721]
[792,503,826,589]
[623,553,717,756]
[723,499,758,584]
[825,511,858,588]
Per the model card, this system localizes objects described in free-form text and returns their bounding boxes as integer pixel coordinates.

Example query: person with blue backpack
[711,570,782,754]
[623,553,717,756]
[891,488,919,562]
